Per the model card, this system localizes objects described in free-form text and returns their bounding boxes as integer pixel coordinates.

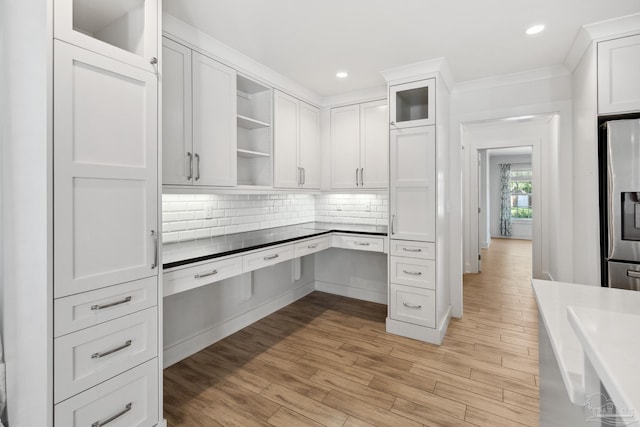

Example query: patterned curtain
[499,164,512,237]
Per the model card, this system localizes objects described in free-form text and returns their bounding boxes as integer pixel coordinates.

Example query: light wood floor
[164,238,538,426]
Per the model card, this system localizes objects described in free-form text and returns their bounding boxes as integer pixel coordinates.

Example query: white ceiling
[164,0,640,97]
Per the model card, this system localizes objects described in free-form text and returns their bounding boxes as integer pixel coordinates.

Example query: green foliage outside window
[509,169,532,219]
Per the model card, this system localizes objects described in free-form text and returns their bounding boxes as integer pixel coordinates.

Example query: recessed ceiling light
[526,24,545,35]
[336,71,348,79]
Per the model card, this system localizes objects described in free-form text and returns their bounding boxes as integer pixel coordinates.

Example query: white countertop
[532,280,640,407]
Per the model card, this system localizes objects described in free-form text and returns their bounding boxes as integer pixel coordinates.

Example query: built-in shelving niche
[237,74,273,187]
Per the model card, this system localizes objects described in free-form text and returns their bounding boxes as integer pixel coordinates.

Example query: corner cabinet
[330,99,388,189]
[386,76,451,345]
[52,1,162,426]
[273,90,320,189]
[162,37,237,187]
[598,34,640,115]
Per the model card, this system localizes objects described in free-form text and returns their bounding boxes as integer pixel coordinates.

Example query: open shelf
[237,148,271,158]
[237,114,270,130]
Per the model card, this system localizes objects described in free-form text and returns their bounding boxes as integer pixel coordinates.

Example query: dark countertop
[162,222,388,269]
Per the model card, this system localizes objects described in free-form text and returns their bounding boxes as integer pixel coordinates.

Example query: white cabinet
[390,79,435,128]
[330,99,388,189]
[54,0,158,73]
[273,90,320,189]
[53,41,159,298]
[389,126,436,242]
[162,37,237,187]
[598,34,640,115]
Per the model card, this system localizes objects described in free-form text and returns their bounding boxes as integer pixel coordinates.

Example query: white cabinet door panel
[274,90,300,188]
[192,51,237,186]
[390,126,435,242]
[162,38,192,185]
[360,99,388,189]
[54,41,158,298]
[299,101,321,189]
[389,79,435,128]
[330,104,360,189]
[389,284,436,328]
[598,34,640,115]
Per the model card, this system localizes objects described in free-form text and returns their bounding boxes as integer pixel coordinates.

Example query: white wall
[479,150,490,248]
[450,67,574,317]
[488,154,533,240]
[1,1,53,426]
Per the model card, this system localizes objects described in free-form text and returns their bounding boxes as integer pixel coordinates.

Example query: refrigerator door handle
[626,270,640,279]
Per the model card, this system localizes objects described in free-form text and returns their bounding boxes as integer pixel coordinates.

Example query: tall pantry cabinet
[383,67,452,345]
[52,1,163,426]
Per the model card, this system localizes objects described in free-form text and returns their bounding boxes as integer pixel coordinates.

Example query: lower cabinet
[54,359,159,427]
[389,284,436,328]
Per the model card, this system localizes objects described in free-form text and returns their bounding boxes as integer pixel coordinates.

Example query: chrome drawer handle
[403,302,422,309]
[354,242,371,246]
[187,152,193,180]
[307,244,318,249]
[151,229,158,270]
[91,340,132,359]
[627,270,640,279]
[264,254,279,261]
[403,270,423,276]
[92,402,132,427]
[195,269,218,279]
[91,296,132,311]
[403,248,422,253]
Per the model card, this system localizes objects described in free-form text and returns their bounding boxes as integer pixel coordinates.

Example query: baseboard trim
[157,419,167,427]
[314,280,387,304]
[385,305,452,345]
[162,282,315,368]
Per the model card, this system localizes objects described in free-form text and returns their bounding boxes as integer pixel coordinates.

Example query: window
[509,169,532,219]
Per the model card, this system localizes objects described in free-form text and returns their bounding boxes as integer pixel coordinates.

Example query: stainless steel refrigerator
[601,118,640,290]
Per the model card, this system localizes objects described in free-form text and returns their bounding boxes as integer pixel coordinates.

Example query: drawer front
[55,358,158,427]
[54,307,158,403]
[389,240,435,260]
[390,256,435,289]
[390,284,436,328]
[243,244,294,272]
[54,277,157,337]
[332,234,385,253]
[294,236,330,258]
[163,255,243,297]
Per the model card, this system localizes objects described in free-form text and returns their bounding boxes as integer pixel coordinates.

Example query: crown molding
[452,65,570,94]
[380,58,455,90]
[320,85,387,108]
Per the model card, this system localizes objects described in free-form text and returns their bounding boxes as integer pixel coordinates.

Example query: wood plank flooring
[164,238,538,426]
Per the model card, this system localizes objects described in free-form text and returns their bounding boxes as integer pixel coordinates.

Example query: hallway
[164,238,539,426]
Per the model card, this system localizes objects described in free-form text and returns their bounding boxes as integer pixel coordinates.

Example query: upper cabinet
[162,37,237,187]
[390,79,435,128]
[598,34,640,115]
[273,90,320,189]
[331,99,388,189]
[54,0,158,73]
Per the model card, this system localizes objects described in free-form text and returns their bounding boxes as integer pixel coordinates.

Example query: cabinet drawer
[55,358,158,427]
[389,240,435,260]
[163,255,243,297]
[389,284,436,328]
[54,277,157,337]
[390,256,435,290]
[54,308,158,403]
[243,244,294,272]
[332,234,385,253]
[294,236,330,258]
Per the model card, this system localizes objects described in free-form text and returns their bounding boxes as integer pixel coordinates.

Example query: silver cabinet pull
[390,121,396,126]
[91,296,132,311]
[403,270,423,276]
[151,230,158,269]
[194,153,201,181]
[187,152,193,180]
[302,167,306,185]
[91,340,132,359]
[356,168,360,186]
[264,254,279,261]
[360,168,364,186]
[150,57,158,65]
[307,244,318,249]
[354,242,370,246]
[391,214,396,235]
[92,402,132,427]
[402,302,422,309]
[297,167,302,185]
[403,248,422,253]
[194,269,218,279]
[627,270,640,279]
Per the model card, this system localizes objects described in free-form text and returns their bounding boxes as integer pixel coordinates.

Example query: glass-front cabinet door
[389,79,436,129]
[54,0,158,73]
